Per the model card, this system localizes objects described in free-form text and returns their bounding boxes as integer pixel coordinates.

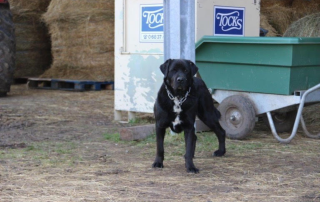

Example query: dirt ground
[1,85,320,202]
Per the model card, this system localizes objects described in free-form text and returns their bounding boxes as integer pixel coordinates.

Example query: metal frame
[267,83,320,143]
[212,83,320,143]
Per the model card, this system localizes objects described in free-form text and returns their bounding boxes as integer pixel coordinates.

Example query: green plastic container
[195,36,320,95]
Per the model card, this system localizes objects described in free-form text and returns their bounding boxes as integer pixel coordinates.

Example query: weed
[103,133,121,142]
[128,117,155,126]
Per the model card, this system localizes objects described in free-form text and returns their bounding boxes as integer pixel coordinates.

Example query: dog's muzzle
[173,76,187,90]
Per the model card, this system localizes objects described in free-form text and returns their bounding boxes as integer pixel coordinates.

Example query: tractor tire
[0,4,15,97]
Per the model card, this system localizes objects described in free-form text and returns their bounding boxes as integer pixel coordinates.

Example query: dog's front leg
[184,127,199,173]
[152,125,166,168]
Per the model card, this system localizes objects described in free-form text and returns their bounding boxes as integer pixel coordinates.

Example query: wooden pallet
[28,78,114,91]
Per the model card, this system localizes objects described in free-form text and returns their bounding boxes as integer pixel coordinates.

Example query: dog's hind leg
[201,118,226,156]
[152,125,166,168]
[197,89,226,157]
[199,112,226,156]
[211,124,226,156]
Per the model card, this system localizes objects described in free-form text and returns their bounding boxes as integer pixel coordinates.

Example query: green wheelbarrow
[196,36,320,143]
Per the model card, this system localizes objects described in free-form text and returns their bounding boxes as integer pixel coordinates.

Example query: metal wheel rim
[225,107,243,130]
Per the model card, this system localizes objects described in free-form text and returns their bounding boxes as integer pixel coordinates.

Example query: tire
[218,95,256,140]
[262,110,297,133]
[0,4,15,97]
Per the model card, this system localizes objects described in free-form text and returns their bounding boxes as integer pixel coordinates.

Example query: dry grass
[10,0,51,22]
[260,13,278,36]
[284,12,320,37]
[41,0,114,81]
[1,129,320,201]
[260,0,294,8]
[14,50,52,78]
[261,4,294,36]
[42,0,114,24]
[11,0,52,78]
[1,85,320,201]
[303,103,320,127]
[292,0,320,21]
[260,0,320,36]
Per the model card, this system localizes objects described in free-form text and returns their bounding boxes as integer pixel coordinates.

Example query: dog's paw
[186,166,199,174]
[213,149,226,157]
[152,162,164,168]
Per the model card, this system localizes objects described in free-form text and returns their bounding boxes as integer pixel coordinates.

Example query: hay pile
[10,0,52,78]
[41,0,114,81]
[260,1,294,36]
[260,0,320,36]
[284,12,320,37]
[260,13,278,36]
[292,0,320,21]
[261,0,294,8]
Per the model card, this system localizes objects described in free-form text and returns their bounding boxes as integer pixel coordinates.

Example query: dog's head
[160,59,198,96]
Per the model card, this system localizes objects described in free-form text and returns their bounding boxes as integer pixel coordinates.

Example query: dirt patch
[0,85,320,201]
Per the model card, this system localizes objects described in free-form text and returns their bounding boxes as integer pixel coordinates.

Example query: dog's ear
[188,60,198,76]
[160,59,172,77]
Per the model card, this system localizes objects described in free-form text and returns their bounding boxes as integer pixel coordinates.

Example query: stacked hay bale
[260,0,320,36]
[260,0,294,8]
[11,0,52,78]
[291,0,320,21]
[260,0,294,36]
[284,0,320,36]
[284,13,320,37]
[41,0,114,81]
[260,14,278,36]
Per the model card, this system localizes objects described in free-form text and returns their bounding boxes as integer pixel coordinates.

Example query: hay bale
[10,0,50,14]
[261,4,294,36]
[15,51,52,78]
[284,12,320,37]
[10,0,52,78]
[292,0,320,21]
[41,0,114,81]
[261,0,294,8]
[260,14,278,36]
[15,23,50,51]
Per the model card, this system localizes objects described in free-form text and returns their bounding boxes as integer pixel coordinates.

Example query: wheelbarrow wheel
[262,110,297,133]
[218,95,256,140]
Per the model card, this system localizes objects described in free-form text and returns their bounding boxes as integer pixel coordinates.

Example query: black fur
[153,59,226,173]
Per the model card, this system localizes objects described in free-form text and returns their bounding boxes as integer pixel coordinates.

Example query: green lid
[196,36,320,48]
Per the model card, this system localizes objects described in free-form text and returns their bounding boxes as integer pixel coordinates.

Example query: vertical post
[128,111,136,122]
[163,0,181,60]
[180,0,195,62]
[163,0,195,61]
[114,110,122,121]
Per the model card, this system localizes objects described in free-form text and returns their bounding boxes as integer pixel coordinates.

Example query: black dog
[152,59,226,173]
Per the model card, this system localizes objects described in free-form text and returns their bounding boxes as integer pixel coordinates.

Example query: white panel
[115,0,164,113]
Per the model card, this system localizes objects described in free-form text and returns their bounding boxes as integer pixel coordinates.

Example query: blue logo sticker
[140,4,164,43]
[214,6,245,36]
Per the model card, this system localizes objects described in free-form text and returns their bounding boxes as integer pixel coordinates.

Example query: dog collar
[165,85,191,105]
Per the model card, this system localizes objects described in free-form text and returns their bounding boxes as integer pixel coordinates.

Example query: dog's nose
[177,77,184,83]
